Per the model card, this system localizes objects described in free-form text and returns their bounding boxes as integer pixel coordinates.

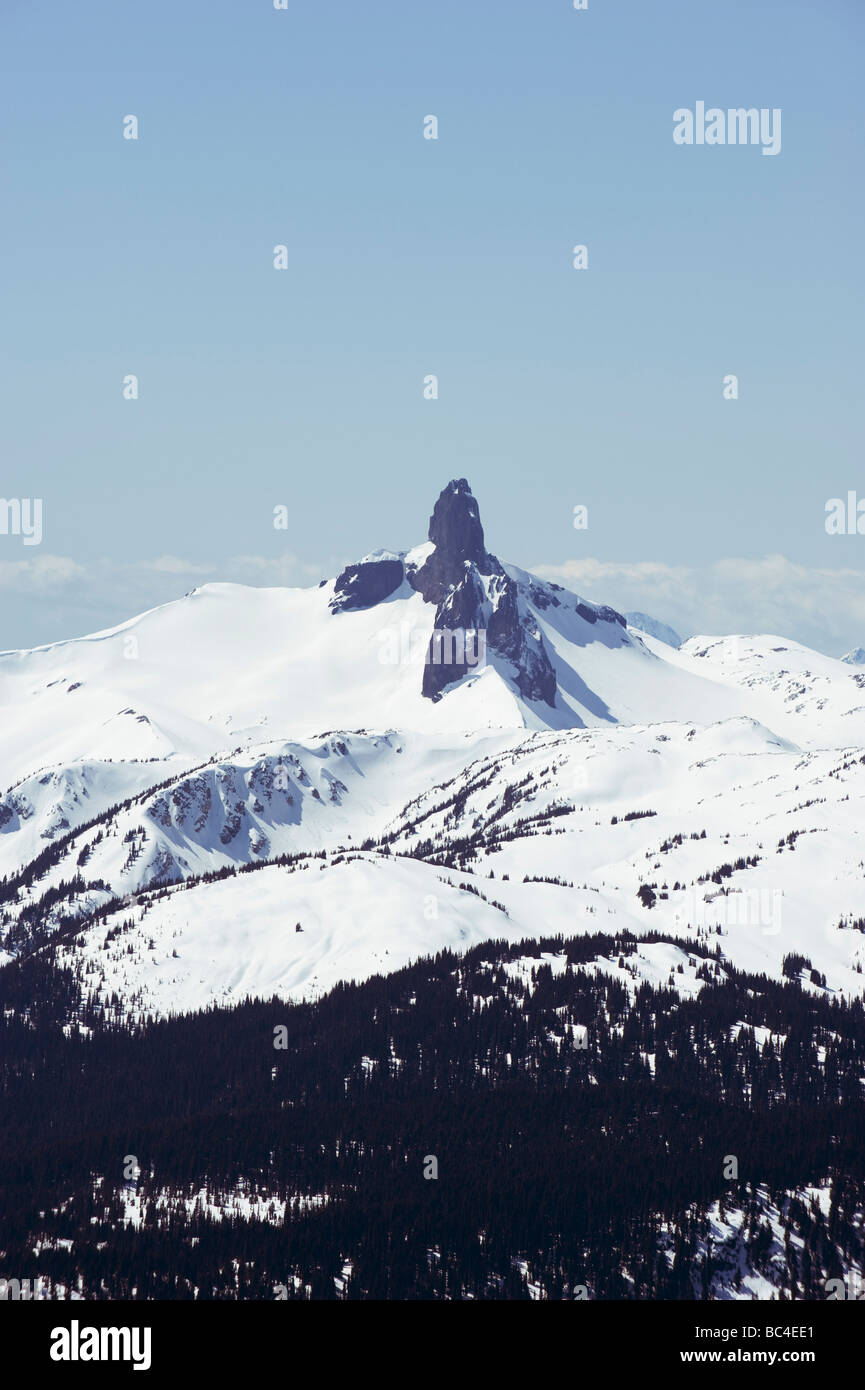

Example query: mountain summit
[408,478,502,605]
[332,478,626,706]
[407,478,557,703]
[2,479,865,1025]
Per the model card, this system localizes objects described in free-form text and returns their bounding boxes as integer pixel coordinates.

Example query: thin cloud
[0,553,338,650]
[2,550,864,659]
[534,554,865,657]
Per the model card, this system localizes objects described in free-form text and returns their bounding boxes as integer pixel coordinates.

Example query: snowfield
[29,711,865,1019]
[2,498,865,1020]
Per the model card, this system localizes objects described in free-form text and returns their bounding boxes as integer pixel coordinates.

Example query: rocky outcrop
[408,478,503,604]
[408,480,557,706]
[328,476,624,709]
[330,558,404,614]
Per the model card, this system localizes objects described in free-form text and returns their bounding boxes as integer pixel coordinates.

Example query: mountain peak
[410,479,502,608]
[428,478,484,553]
[328,477,626,710]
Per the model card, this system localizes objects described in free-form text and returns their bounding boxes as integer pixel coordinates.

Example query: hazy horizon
[1,0,863,652]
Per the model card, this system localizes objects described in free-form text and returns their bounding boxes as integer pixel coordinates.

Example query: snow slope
[17,715,861,1020]
[2,480,864,1019]
[1,577,862,806]
[625,611,683,648]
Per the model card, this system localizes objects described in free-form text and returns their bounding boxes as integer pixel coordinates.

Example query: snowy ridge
[1,479,864,1020]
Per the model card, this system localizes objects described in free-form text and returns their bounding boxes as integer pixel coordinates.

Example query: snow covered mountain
[625,611,683,648]
[2,479,864,1019]
[10,925,862,1303]
[3,475,865,1308]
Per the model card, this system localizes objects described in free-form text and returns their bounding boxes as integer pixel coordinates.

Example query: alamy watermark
[377,623,487,670]
[825,492,865,535]
[0,1276,48,1300]
[0,497,42,545]
[673,103,781,157]
[675,885,782,937]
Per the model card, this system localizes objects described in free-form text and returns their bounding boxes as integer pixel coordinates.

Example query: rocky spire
[407,480,556,706]
[329,477,560,709]
[408,479,503,606]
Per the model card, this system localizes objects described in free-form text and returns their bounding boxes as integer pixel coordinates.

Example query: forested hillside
[2,930,863,1300]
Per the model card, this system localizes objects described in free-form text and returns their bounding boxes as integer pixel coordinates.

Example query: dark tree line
[1,930,863,1300]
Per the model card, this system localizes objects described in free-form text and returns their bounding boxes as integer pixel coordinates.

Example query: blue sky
[1,0,863,651]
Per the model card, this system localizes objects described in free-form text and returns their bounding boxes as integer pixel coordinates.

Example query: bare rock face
[330,558,404,614]
[408,480,557,706]
[485,579,558,707]
[408,478,503,605]
[328,477,624,709]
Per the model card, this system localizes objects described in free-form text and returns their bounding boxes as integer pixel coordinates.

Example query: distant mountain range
[2,478,865,1305]
[625,611,682,649]
[1,479,864,1020]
